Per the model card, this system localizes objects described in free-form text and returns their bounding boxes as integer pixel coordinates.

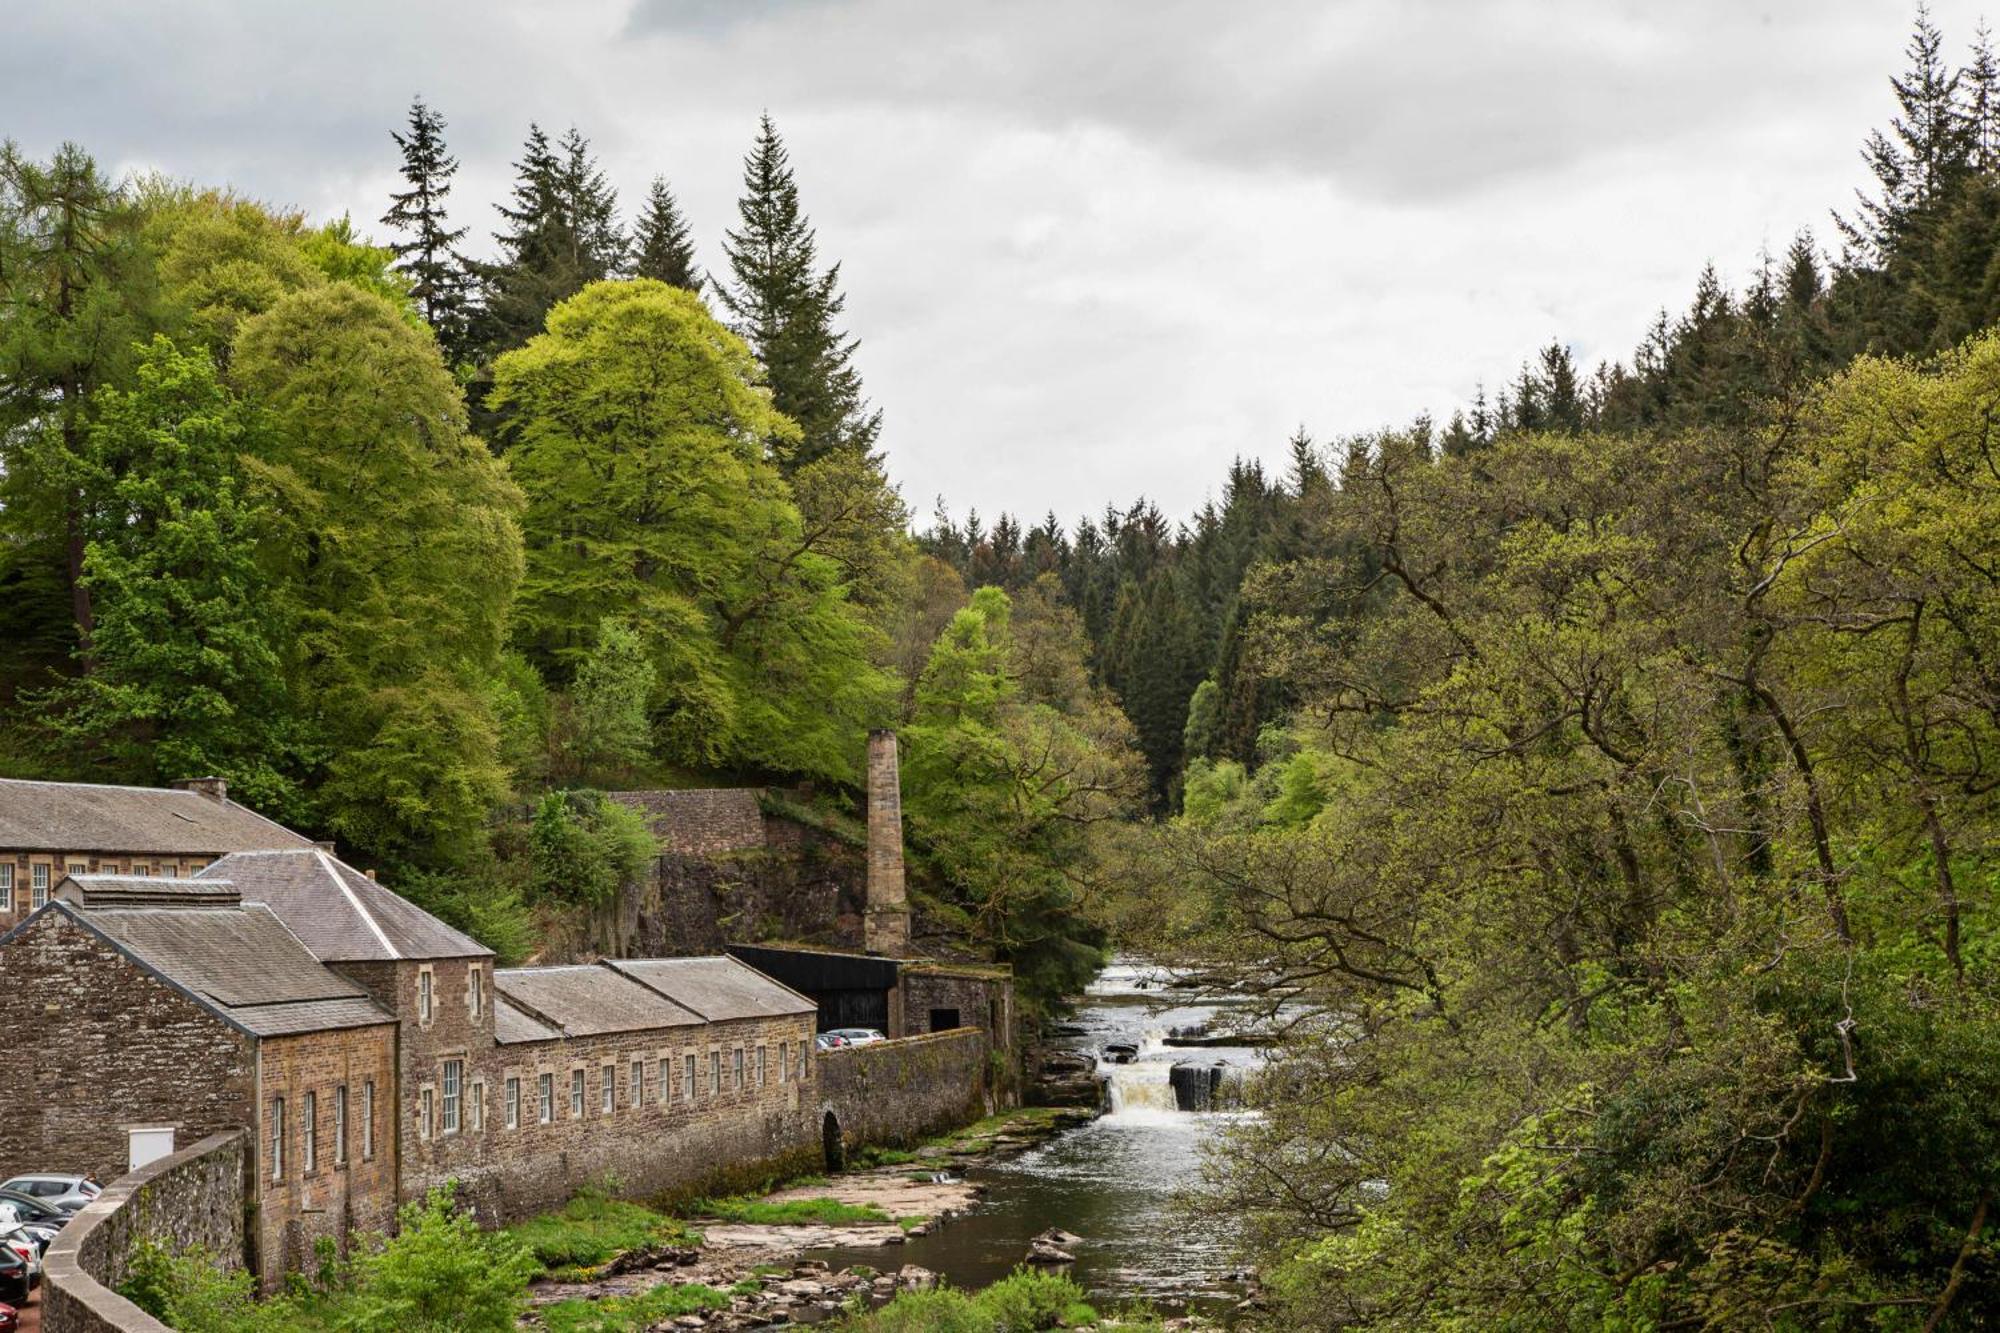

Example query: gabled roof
[0,779,314,855]
[607,956,817,1022]
[493,964,703,1040]
[198,849,489,962]
[42,880,391,1039]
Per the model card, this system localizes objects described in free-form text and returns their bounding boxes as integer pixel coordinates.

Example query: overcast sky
[3,1,1982,526]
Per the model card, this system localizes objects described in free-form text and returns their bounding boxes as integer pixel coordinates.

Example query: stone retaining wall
[42,1130,248,1333]
[820,1029,1002,1157]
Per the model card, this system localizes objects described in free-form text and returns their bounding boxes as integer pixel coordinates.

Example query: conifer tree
[473,124,623,357]
[381,97,470,359]
[630,176,702,291]
[719,113,881,470]
[1841,8,1974,261]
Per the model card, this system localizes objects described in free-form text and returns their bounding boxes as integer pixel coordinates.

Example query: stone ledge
[43,1129,247,1333]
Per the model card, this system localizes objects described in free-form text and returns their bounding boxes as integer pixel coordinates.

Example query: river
[807,961,1265,1316]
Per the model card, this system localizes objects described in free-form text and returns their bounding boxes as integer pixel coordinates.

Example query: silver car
[824,1027,888,1046]
[0,1174,99,1213]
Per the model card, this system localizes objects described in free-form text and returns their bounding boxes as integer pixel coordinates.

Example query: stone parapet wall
[820,1029,1002,1154]
[42,1130,248,1333]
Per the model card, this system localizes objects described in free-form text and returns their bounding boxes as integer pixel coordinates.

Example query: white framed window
[505,1077,520,1130]
[303,1091,317,1172]
[468,965,484,1021]
[66,861,87,877]
[732,1048,744,1091]
[570,1069,584,1118]
[0,864,14,914]
[334,1086,348,1165]
[709,1050,720,1095]
[629,1059,644,1106]
[441,1061,462,1135]
[757,1045,767,1087]
[471,1080,485,1132]
[31,863,50,910]
[160,864,177,878]
[270,1097,285,1180]
[417,967,434,1026]
[798,1043,808,1081]
[778,1041,788,1083]
[362,1081,375,1160]
[601,1064,614,1113]
[685,1054,696,1101]
[419,1087,434,1141]
[658,1058,670,1104]
[539,1073,554,1124]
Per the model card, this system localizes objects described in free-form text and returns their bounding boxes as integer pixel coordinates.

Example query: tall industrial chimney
[864,729,910,957]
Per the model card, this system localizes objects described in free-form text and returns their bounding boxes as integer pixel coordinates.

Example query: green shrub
[119,1241,298,1333]
[835,1287,990,1333]
[336,1186,538,1331]
[974,1268,1097,1329]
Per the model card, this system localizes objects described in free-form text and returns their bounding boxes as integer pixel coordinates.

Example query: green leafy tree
[31,337,299,806]
[493,279,891,782]
[717,113,881,470]
[529,788,655,906]
[341,1187,539,1331]
[231,281,524,866]
[564,618,657,782]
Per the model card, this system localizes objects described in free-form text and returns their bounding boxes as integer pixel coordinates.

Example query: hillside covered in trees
[0,110,1142,1010]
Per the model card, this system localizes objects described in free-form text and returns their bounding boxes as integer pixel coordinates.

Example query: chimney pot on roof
[172,776,228,802]
[364,868,376,880]
[314,840,336,855]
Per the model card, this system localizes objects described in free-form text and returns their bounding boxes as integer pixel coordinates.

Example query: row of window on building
[416,1040,811,1142]
[269,1081,377,1181]
[0,859,208,915]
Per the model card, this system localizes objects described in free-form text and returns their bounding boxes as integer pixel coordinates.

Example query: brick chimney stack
[864,729,910,957]
[172,776,229,802]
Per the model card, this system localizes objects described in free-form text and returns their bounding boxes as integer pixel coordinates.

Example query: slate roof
[492,996,563,1046]
[606,956,817,1022]
[0,779,314,855]
[51,882,391,1038]
[493,964,703,1040]
[198,849,489,962]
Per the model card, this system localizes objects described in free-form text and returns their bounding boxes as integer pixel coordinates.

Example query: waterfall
[1103,1060,1179,1116]
[1168,1062,1246,1112]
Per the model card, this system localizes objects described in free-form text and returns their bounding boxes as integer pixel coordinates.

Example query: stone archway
[822,1110,845,1173]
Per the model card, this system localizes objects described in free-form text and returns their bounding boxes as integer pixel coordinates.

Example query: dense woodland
[7,10,2000,1327]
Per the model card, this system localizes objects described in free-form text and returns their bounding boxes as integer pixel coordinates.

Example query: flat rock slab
[760,1170,977,1221]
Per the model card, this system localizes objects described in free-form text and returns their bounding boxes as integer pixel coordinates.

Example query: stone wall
[819,1029,1000,1157]
[0,910,256,1186]
[41,1130,248,1333]
[612,790,768,856]
[482,1011,822,1218]
[334,957,503,1213]
[254,1025,401,1289]
[901,966,1015,1047]
[862,732,910,957]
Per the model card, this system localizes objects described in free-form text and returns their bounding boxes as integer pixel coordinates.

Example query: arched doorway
[822,1110,845,1173]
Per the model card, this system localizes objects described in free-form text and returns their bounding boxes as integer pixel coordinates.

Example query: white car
[824,1027,888,1046]
[1,1174,99,1213]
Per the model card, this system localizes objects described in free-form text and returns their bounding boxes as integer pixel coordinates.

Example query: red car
[0,1299,18,1330]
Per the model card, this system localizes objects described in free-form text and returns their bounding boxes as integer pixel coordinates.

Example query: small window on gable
[468,965,484,1021]
[417,968,434,1026]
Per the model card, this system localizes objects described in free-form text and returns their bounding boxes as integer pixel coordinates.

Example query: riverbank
[520,1106,1199,1329]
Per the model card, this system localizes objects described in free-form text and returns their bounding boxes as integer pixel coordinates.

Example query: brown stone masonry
[482,1010,818,1220]
[331,956,503,1215]
[254,1024,399,1289]
[0,911,256,1186]
[864,731,910,957]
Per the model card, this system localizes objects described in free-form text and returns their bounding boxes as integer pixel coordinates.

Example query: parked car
[0,1298,18,1331]
[0,1191,70,1228]
[0,1227,34,1306]
[0,1174,98,1212]
[814,1032,847,1052]
[825,1027,887,1046]
[0,1202,59,1257]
